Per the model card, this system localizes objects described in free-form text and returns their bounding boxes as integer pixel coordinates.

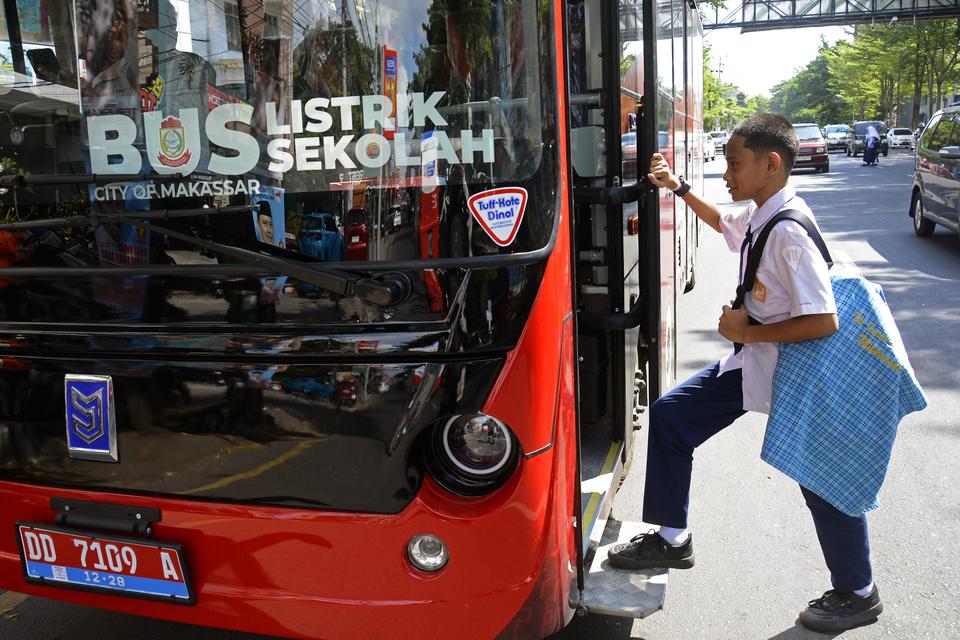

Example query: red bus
[0,0,703,637]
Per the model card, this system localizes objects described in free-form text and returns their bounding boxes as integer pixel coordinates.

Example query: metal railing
[701,0,960,30]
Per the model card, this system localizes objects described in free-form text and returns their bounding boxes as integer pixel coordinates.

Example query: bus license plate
[16,523,193,604]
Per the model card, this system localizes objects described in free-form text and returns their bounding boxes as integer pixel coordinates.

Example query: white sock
[658,526,690,546]
[853,582,875,597]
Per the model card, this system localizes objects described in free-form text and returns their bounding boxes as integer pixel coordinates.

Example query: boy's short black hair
[731,114,799,172]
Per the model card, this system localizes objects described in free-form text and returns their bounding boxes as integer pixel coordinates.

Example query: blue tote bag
[739,211,927,517]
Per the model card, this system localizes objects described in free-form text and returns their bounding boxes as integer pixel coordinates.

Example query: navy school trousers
[642,361,873,591]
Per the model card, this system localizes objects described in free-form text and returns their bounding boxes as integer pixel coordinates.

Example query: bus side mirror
[571,126,606,178]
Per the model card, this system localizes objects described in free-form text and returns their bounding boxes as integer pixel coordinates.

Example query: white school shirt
[717,184,836,414]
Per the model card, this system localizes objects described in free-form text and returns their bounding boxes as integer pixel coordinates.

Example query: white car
[709,130,727,153]
[702,133,716,161]
[823,124,851,151]
[887,127,914,150]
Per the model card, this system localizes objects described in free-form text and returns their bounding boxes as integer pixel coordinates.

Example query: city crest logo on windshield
[64,375,118,463]
[157,116,192,168]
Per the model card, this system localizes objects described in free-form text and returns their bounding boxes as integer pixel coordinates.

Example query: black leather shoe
[799,587,883,632]
[606,530,694,570]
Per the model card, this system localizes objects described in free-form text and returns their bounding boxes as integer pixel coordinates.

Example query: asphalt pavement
[557,149,960,640]
[2,150,958,639]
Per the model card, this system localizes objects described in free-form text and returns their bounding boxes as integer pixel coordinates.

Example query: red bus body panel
[0,4,577,638]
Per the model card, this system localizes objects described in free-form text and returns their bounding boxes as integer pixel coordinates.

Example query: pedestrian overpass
[701,0,960,31]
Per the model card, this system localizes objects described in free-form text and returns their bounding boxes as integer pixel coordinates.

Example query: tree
[924,19,960,113]
[768,20,960,128]
[703,46,726,129]
[703,46,767,130]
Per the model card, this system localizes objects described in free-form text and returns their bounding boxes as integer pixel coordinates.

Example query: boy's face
[722,135,786,202]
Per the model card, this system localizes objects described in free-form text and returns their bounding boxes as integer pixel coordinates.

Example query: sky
[704,26,852,97]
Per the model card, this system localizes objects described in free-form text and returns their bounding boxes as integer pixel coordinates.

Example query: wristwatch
[672,176,691,197]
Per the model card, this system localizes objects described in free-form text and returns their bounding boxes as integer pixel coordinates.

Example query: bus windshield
[0,0,558,266]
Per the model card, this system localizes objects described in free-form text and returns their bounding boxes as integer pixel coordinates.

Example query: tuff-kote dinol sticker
[468,187,528,247]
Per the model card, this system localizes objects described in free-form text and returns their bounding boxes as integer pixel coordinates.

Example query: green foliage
[0,157,28,222]
[768,20,960,127]
[769,38,851,124]
[703,46,768,130]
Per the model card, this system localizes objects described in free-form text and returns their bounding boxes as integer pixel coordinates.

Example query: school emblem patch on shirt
[754,278,767,303]
[782,245,805,273]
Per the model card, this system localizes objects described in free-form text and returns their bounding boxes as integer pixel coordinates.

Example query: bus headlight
[427,415,520,496]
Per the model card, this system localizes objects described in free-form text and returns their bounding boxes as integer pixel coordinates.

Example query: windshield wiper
[0,204,253,231]
[0,172,410,306]
[0,173,184,187]
[0,212,410,306]
[110,214,411,307]
[0,211,408,307]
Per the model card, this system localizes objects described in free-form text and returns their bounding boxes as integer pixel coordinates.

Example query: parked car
[621,132,638,178]
[282,377,335,399]
[345,207,369,261]
[384,202,411,234]
[334,379,359,408]
[702,132,716,161]
[298,212,344,261]
[823,124,851,151]
[792,123,830,173]
[709,130,727,153]
[910,104,960,239]
[887,127,914,150]
[846,120,889,158]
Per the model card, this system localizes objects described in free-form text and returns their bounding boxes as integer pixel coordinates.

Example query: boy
[608,114,883,633]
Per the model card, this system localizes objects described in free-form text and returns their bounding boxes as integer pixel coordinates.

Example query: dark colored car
[824,124,850,151]
[621,131,637,179]
[298,213,344,261]
[334,379,359,407]
[846,120,889,158]
[792,123,830,173]
[384,202,411,234]
[345,207,369,261]
[910,104,960,239]
[282,377,335,399]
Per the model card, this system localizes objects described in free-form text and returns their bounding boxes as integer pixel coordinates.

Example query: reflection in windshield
[0,0,560,327]
[0,0,556,255]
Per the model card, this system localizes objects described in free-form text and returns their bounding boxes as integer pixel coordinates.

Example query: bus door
[567,0,678,618]
[684,3,705,293]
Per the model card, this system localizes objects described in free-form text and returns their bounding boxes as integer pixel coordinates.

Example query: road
[557,149,960,639]
[2,150,958,639]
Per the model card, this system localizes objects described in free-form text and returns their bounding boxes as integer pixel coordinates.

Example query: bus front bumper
[0,448,575,640]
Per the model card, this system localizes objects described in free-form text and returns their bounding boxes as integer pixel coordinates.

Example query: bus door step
[581,518,667,619]
[580,439,624,555]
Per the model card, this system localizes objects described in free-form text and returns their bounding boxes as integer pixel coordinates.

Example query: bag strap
[733,208,833,310]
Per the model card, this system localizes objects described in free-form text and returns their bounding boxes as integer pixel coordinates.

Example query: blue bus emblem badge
[64,375,118,462]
